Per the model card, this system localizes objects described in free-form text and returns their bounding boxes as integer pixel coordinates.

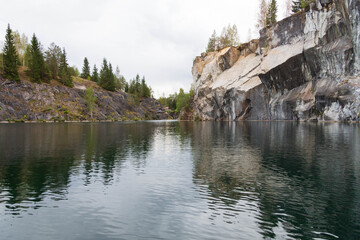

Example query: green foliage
[91,64,99,82]
[159,89,193,114]
[176,88,193,113]
[12,30,28,67]
[58,48,73,87]
[28,34,49,83]
[114,65,126,90]
[68,66,79,77]
[206,30,218,53]
[99,58,115,91]
[45,42,62,79]
[84,87,96,119]
[205,24,240,52]
[24,44,31,67]
[292,0,314,13]
[266,0,278,26]
[2,24,20,82]
[126,74,151,98]
[81,57,91,79]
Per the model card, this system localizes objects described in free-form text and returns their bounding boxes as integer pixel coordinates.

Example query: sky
[0,0,287,98]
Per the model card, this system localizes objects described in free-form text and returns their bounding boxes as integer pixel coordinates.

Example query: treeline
[258,0,316,29]
[1,24,153,98]
[158,88,194,114]
[80,57,151,97]
[206,24,240,52]
[0,24,74,86]
[205,0,318,53]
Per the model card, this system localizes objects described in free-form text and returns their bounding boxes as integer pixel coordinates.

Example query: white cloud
[0,0,285,97]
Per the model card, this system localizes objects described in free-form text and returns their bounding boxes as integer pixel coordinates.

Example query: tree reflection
[0,122,156,213]
[190,121,360,239]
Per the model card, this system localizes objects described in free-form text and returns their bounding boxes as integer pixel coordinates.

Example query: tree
[257,0,268,29]
[206,30,218,52]
[2,24,20,82]
[292,0,314,13]
[176,88,193,113]
[28,34,49,83]
[266,0,278,26]
[292,0,302,13]
[12,31,28,66]
[81,57,91,79]
[45,42,62,79]
[69,66,79,77]
[91,64,99,82]
[140,76,151,98]
[218,24,239,49]
[58,48,73,87]
[99,58,115,91]
[84,87,96,119]
[114,65,126,90]
[24,44,31,67]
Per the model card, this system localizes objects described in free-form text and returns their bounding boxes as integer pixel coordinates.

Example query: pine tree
[266,0,278,26]
[206,30,218,52]
[58,48,73,87]
[29,34,48,83]
[2,24,20,82]
[81,57,91,79]
[91,64,99,82]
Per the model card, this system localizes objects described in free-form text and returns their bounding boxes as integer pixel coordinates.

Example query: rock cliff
[192,0,360,121]
[0,77,169,122]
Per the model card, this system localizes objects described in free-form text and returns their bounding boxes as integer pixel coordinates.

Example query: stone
[192,0,360,122]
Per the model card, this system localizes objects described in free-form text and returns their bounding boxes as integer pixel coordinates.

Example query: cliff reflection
[188,121,360,239]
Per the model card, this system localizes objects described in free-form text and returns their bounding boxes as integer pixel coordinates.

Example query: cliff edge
[192,0,360,121]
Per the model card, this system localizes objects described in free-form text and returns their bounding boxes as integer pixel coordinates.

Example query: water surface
[0,121,359,239]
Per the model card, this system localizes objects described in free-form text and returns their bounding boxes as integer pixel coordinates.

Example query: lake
[0,121,359,239]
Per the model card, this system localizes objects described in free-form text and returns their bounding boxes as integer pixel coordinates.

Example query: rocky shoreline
[0,76,171,122]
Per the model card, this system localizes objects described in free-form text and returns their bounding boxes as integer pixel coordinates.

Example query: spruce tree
[2,24,20,82]
[29,34,48,83]
[99,58,115,91]
[58,48,73,87]
[91,64,99,82]
[107,63,116,91]
[100,58,108,87]
[81,57,91,79]
[266,0,278,26]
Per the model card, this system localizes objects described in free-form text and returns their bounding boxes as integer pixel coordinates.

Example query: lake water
[0,121,359,239]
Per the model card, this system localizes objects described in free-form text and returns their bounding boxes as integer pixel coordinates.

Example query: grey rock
[192,0,360,122]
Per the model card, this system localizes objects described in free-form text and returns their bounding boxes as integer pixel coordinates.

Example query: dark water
[0,121,359,240]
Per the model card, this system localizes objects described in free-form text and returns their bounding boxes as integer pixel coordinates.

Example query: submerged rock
[193,0,360,121]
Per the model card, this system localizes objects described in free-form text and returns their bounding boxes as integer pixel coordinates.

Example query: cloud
[0,0,285,97]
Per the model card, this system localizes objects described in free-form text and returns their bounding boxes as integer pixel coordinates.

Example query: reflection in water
[0,121,359,239]
[188,122,360,239]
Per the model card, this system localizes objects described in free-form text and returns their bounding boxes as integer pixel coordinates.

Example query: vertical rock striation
[192,0,360,121]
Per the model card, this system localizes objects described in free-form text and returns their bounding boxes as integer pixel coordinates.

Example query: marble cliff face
[192,0,360,121]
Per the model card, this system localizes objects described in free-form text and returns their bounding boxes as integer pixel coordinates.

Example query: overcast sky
[0,0,286,97]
